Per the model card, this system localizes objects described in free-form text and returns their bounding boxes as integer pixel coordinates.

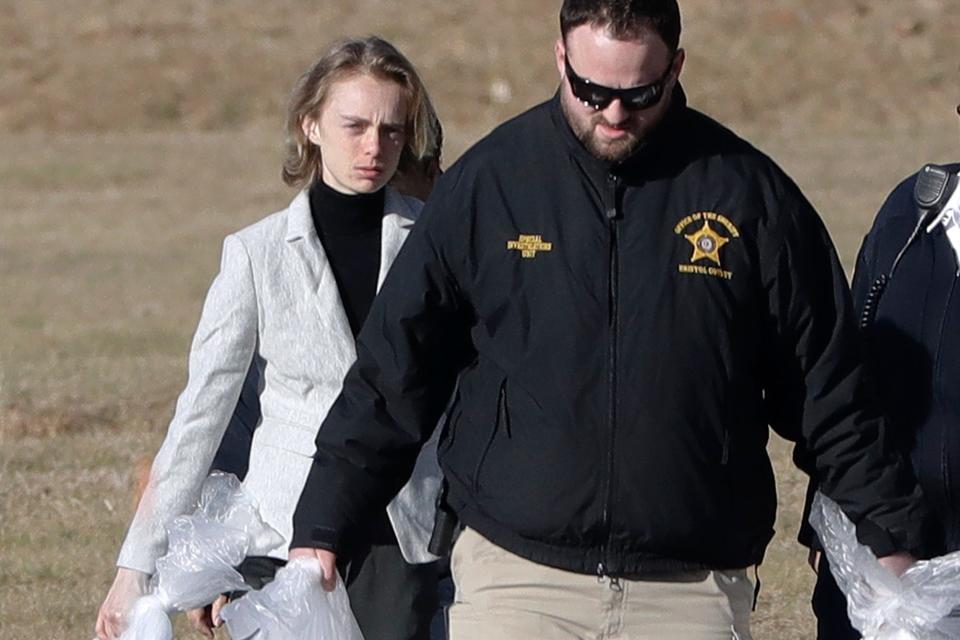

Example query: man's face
[556,23,683,163]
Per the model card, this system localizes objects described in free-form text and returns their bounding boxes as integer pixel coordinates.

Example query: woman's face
[302,73,408,195]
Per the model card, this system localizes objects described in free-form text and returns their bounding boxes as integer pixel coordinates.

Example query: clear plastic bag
[809,491,960,640]
[120,595,176,640]
[120,471,285,639]
[220,558,364,640]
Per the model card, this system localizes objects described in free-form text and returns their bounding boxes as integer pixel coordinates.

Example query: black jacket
[291,89,926,575]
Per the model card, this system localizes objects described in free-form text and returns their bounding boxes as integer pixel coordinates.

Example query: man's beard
[564,103,642,163]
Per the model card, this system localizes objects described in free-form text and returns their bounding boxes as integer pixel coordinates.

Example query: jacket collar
[285,186,415,243]
[283,185,417,339]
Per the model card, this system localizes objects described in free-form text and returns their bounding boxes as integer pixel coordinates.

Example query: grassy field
[1,1,958,638]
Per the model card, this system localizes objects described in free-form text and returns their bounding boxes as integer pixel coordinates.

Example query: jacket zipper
[934,274,958,512]
[599,173,621,581]
[499,381,512,438]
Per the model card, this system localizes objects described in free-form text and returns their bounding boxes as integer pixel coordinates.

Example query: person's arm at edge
[96,234,259,638]
[796,176,920,576]
[761,173,926,572]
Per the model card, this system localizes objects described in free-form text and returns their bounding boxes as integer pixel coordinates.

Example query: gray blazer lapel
[378,187,418,290]
[284,190,354,348]
[284,187,416,352]
[284,190,325,289]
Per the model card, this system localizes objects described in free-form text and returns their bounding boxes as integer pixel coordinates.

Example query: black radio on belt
[428,482,459,556]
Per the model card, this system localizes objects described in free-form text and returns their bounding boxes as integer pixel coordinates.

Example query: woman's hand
[186,594,229,638]
[878,551,916,577]
[94,567,150,639]
[288,547,339,591]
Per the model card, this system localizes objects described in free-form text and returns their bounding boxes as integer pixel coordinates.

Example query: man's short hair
[560,0,681,52]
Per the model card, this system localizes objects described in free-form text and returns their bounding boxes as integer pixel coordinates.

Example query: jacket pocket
[438,389,463,458]
[472,378,509,492]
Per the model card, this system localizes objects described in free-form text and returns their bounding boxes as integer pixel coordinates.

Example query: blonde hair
[282,36,440,189]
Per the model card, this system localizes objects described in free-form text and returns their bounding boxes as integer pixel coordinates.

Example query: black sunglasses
[564,54,673,112]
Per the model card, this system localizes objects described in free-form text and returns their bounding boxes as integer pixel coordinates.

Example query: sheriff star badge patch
[674,211,740,280]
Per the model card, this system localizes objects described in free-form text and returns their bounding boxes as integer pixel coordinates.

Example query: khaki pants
[449,528,753,640]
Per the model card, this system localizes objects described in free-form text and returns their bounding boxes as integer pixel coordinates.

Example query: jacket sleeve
[760,176,927,557]
[291,181,475,552]
[117,234,259,574]
[795,176,918,549]
[796,235,875,549]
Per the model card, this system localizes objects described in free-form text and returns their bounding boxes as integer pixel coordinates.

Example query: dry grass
[2,1,957,136]
[1,1,959,638]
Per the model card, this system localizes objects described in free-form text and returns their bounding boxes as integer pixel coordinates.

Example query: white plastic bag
[120,472,284,639]
[809,492,960,640]
[120,594,176,640]
[220,558,364,640]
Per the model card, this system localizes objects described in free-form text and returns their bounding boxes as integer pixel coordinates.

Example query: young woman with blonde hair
[95,35,443,640]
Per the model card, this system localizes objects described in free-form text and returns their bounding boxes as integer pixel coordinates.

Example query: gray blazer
[117,188,441,574]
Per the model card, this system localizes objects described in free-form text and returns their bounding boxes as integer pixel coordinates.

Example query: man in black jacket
[290,1,927,637]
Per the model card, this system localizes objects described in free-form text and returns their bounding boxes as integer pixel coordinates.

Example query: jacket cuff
[855,518,923,558]
[116,544,158,576]
[289,523,341,553]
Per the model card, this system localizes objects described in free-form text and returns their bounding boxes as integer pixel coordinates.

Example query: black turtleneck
[308,179,384,338]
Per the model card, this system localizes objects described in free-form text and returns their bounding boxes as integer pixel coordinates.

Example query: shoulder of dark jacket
[645,98,810,209]
[660,102,825,257]
[412,99,556,230]
[447,98,557,179]
[859,163,960,273]
[869,163,960,237]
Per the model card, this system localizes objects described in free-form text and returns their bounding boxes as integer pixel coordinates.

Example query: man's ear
[672,48,686,79]
[555,38,567,79]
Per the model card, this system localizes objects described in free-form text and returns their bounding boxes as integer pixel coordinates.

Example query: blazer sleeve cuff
[855,517,925,558]
[116,546,157,576]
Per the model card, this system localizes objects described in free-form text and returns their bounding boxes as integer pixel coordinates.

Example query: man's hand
[186,594,229,638]
[288,547,338,591]
[808,548,821,574]
[878,551,916,577]
[94,567,150,640]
